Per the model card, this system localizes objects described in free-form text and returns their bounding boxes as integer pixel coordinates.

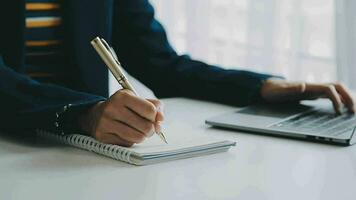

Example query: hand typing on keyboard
[260,78,355,114]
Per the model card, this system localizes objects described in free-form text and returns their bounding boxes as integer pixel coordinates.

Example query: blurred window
[151,0,336,82]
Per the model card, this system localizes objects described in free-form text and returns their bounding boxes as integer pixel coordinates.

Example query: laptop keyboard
[270,109,356,137]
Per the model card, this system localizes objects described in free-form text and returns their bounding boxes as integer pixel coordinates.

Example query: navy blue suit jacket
[0,0,273,134]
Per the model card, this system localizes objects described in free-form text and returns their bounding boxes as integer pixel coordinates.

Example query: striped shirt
[25,0,66,83]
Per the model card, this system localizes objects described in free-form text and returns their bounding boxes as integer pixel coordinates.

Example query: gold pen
[90,37,168,144]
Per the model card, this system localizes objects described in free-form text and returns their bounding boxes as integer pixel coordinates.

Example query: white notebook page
[121,128,235,155]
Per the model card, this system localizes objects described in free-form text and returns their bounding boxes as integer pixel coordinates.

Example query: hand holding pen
[79,89,165,147]
[78,37,168,146]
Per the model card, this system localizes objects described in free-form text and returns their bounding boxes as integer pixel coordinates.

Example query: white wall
[335,0,356,89]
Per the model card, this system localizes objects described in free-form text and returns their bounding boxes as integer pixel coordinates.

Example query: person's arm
[0,55,105,135]
[112,0,274,106]
[0,55,163,146]
[112,0,355,113]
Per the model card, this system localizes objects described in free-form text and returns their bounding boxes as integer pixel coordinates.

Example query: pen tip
[158,132,168,144]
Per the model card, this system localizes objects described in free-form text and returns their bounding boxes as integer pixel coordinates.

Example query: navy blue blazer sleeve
[0,56,105,135]
[112,0,275,106]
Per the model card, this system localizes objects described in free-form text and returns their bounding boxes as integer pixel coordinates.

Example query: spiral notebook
[36,129,236,165]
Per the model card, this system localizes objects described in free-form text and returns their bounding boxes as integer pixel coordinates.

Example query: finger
[100,132,134,147]
[147,99,162,109]
[320,85,343,114]
[339,95,346,105]
[116,90,157,122]
[112,107,155,137]
[112,121,148,143]
[147,99,164,122]
[334,83,355,113]
[155,111,164,122]
[147,99,164,135]
[99,118,147,143]
[304,84,342,113]
[154,121,162,134]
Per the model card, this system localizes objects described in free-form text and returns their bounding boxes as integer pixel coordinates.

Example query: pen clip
[98,38,129,88]
[100,38,121,65]
[109,47,119,63]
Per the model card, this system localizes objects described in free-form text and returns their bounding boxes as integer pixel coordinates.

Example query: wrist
[260,77,286,101]
[78,101,105,136]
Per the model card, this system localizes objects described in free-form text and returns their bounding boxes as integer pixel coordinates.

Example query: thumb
[147,99,164,122]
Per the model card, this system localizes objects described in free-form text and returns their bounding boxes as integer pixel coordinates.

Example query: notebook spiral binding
[36,129,134,164]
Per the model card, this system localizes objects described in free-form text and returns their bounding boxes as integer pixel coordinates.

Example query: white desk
[1,98,356,200]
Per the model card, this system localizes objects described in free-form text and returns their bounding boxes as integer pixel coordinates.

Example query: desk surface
[1,98,356,200]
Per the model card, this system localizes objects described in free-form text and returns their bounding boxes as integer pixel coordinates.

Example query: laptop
[206,99,356,145]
